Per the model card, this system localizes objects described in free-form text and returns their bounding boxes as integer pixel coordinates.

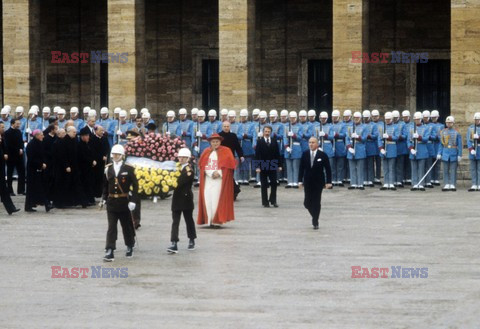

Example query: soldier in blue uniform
[162,110,181,138]
[208,109,222,134]
[15,107,27,139]
[97,107,115,147]
[362,110,379,187]
[142,111,155,126]
[129,108,138,124]
[378,112,400,190]
[308,110,320,142]
[437,116,462,191]
[391,110,404,187]
[342,109,353,184]
[114,110,133,145]
[220,109,229,124]
[408,112,431,191]
[421,110,435,188]
[70,107,84,132]
[25,108,41,142]
[371,109,383,184]
[191,108,199,125]
[278,110,289,183]
[283,111,303,188]
[57,108,68,129]
[192,110,212,186]
[317,111,335,170]
[228,110,244,182]
[40,107,51,130]
[400,111,412,185]
[430,110,442,186]
[178,108,194,149]
[346,112,368,189]
[330,110,347,186]
[270,110,285,184]
[299,110,313,153]
[238,109,256,185]
[467,112,480,191]
[1,108,11,130]
[253,111,269,188]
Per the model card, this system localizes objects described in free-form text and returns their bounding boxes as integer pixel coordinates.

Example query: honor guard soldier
[1,108,12,130]
[430,110,442,186]
[392,110,405,187]
[220,109,229,123]
[238,109,257,185]
[270,110,285,183]
[299,110,313,153]
[97,107,115,147]
[422,110,435,188]
[278,110,289,183]
[115,110,133,145]
[331,110,347,186]
[70,107,84,132]
[437,116,462,191]
[162,110,181,138]
[362,110,379,187]
[57,108,67,129]
[400,111,413,185]
[25,108,41,141]
[167,148,197,253]
[129,108,138,123]
[408,112,431,191]
[342,109,353,184]
[379,112,400,190]
[15,106,27,135]
[467,113,480,191]
[346,112,368,189]
[371,109,383,184]
[208,109,222,134]
[254,111,269,187]
[192,110,212,186]
[283,111,304,188]
[179,108,194,149]
[317,111,335,169]
[102,144,138,262]
[191,108,199,124]
[228,110,244,182]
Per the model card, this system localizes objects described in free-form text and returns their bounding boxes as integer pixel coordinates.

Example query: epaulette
[105,163,112,167]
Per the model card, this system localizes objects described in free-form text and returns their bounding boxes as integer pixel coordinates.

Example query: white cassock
[204,150,222,225]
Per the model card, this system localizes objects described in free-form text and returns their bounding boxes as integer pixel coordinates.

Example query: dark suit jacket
[4,127,24,162]
[171,164,194,211]
[254,136,281,171]
[298,149,332,190]
[219,131,244,158]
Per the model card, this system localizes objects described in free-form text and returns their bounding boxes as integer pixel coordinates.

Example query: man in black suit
[255,125,282,207]
[167,148,197,254]
[219,121,244,200]
[0,122,19,214]
[298,137,332,229]
[4,118,25,195]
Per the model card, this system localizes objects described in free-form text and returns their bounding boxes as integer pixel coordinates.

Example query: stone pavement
[1,183,479,329]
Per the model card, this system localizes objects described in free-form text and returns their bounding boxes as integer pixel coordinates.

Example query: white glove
[413,133,419,139]
[116,129,122,135]
[288,131,294,137]
[26,128,32,134]
[380,149,386,155]
[436,154,442,160]
[258,132,263,138]
[194,146,199,153]
[382,133,389,139]
[351,132,359,139]
[166,131,171,135]
[474,134,479,139]
[128,202,136,211]
[318,131,325,137]
[410,149,417,155]
[471,149,476,156]
[99,200,106,207]
[348,148,355,155]
[457,156,462,162]
[286,147,292,153]
[196,131,202,137]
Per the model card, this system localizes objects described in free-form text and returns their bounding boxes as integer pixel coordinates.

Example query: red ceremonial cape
[197,145,236,225]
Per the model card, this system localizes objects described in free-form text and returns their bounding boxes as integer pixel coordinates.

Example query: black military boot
[167,242,178,254]
[188,239,195,251]
[104,249,114,262]
[126,246,133,258]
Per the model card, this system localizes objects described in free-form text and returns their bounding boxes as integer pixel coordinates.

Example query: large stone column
[218,0,255,112]
[107,0,145,110]
[2,0,40,107]
[332,0,364,111]
[451,0,480,132]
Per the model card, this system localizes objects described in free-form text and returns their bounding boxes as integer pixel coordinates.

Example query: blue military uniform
[373,120,384,183]
[230,121,244,181]
[364,121,379,186]
[1,116,12,130]
[467,124,480,190]
[317,122,335,173]
[209,120,222,134]
[378,123,400,189]
[179,119,194,149]
[192,121,212,184]
[407,124,430,189]
[283,122,304,187]
[430,121,443,185]
[73,118,85,133]
[25,117,42,142]
[424,122,436,188]
[97,118,115,147]
[345,123,368,188]
[239,120,257,183]
[162,121,182,138]
[115,121,133,145]
[437,128,462,190]
[394,120,409,186]
[58,119,68,129]
[331,121,347,185]
[299,121,313,153]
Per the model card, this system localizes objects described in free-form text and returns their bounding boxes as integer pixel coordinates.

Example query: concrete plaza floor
[1,182,479,329]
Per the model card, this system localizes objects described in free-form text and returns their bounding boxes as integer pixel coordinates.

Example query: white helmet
[100,107,109,115]
[402,110,411,117]
[1,108,9,115]
[142,112,151,119]
[280,110,288,117]
[343,109,352,117]
[198,110,206,117]
[371,109,380,116]
[15,106,24,113]
[191,108,199,115]
[167,110,175,117]
[70,107,79,114]
[384,112,393,120]
[228,110,236,117]
[58,108,66,115]
[332,110,340,117]
[28,108,37,116]
[431,110,439,118]
[259,111,267,119]
[445,116,455,123]
[208,109,217,117]
[474,112,480,120]
[88,109,97,117]
[31,105,40,112]
[353,111,362,118]
[43,106,51,114]
[111,144,125,155]
[119,110,127,117]
[130,108,138,116]
[178,148,192,158]
[413,112,422,120]
[289,111,297,118]
[422,110,430,118]
[4,105,11,112]
[299,110,307,117]
[114,107,121,114]
[320,111,328,119]
[53,106,61,113]
[140,108,149,114]
[307,110,316,117]
[179,108,187,115]
[240,109,248,117]
[269,110,278,117]
[362,110,371,118]
[83,106,91,114]
[392,110,400,118]
[252,109,260,116]
[220,109,228,116]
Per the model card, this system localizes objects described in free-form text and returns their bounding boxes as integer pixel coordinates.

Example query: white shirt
[113,161,123,177]
[265,137,271,145]
[310,150,317,167]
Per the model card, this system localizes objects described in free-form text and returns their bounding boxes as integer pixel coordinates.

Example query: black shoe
[7,208,20,215]
[468,188,476,192]
[263,204,270,208]
[419,187,426,191]
[292,185,299,189]
[285,185,292,189]
[271,203,279,208]
[103,249,114,262]
[357,186,365,190]
[10,192,16,197]
[126,246,133,258]
[397,184,404,188]
[442,188,449,191]
[426,184,434,188]
[390,187,397,191]
[188,240,195,250]
[193,182,199,187]
[45,204,53,212]
[25,208,37,212]
[380,186,388,191]
[451,188,457,192]
[410,187,417,191]
[348,186,356,190]
[313,225,319,230]
[167,242,178,254]
[404,181,412,186]
[254,184,261,188]
[338,183,345,187]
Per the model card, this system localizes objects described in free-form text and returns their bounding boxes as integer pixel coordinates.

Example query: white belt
[293,142,300,146]
[323,141,331,144]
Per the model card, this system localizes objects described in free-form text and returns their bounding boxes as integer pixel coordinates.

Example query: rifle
[319,122,324,150]
[196,120,201,151]
[475,123,478,155]
[289,121,293,149]
[257,120,261,140]
[413,121,418,158]
[383,120,387,156]
[352,122,356,159]
[116,116,120,144]
[26,116,31,143]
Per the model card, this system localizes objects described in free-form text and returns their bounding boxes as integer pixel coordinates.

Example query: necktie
[267,138,270,146]
[311,151,314,167]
